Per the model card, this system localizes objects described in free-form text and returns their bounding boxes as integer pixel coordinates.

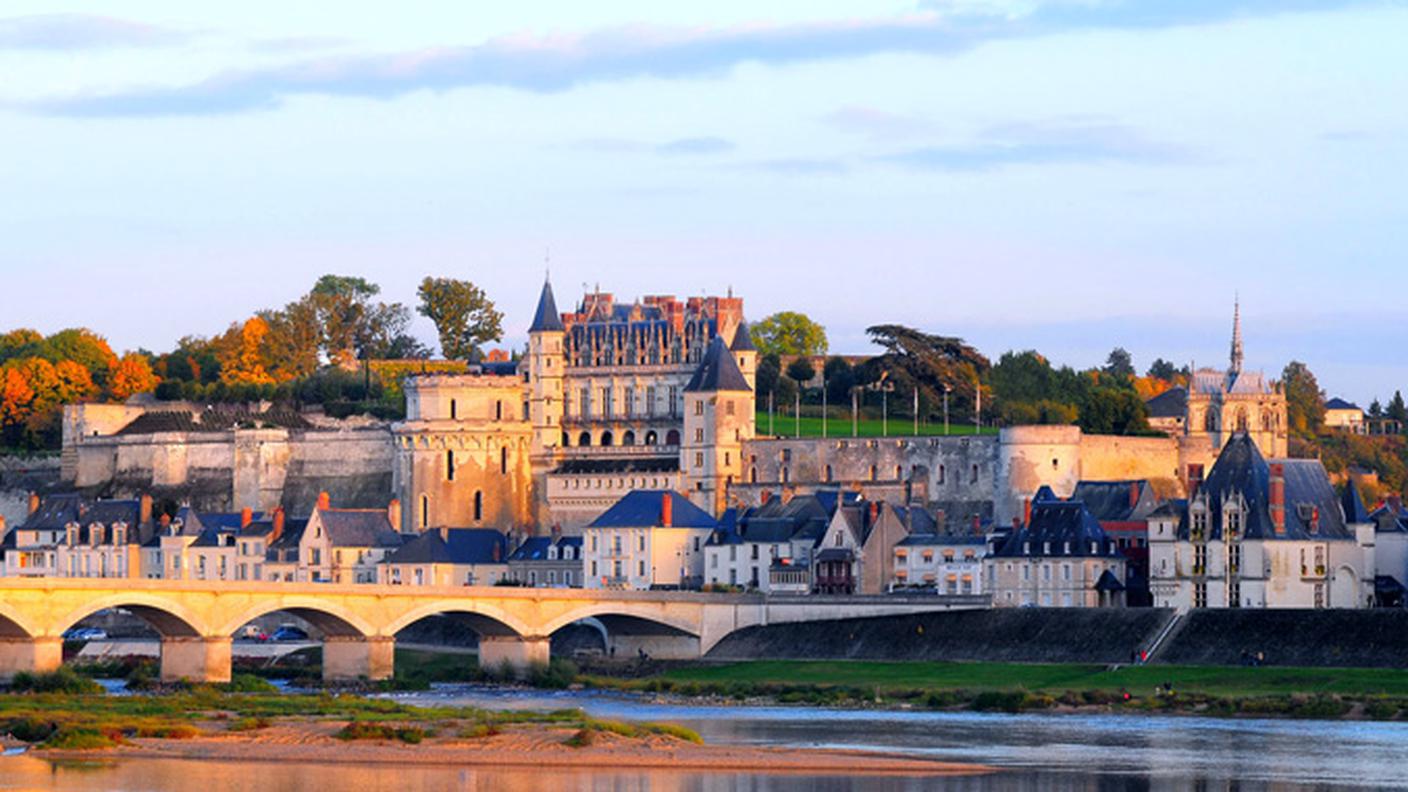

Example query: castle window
[646,387,657,417]
[869,465,878,482]
[601,431,614,447]
[896,465,904,481]
[782,467,790,484]
[694,428,704,443]
[473,491,483,522]
[694,400,704,417]
[500,447,508,474]
[824,465,833,483]
[450,399,457,420]
[669,386,679,418]
[496,400,503,421]
[579,431,592,447]
[645,430,658,445]
[726,400,735,416]
[695,452,704,468]
[446,450,456,481]
[1204,410,1218,432]
[970,464,979,484]
[938,465,945,485]
[623,430,636,446]
[561,431,570,447]
[625,387,635,417]
[750,467,758,484]
[1236,408,1248,432]
[666,429,680,446]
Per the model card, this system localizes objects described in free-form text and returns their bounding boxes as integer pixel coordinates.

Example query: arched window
[896,465,904,481]
[473,491,483,522]
[561,431,570,447]
[579,431,592,447]
[600,431,614,447]
[446,450,456,481]
[450,399,457,420]
[824,465,833,482]
[782,467,790,484]
[495,400,503,421]
[500,447,508,474]
[938,465,946,485]
[645,430,658,446]
[1204,410,1218,432]
[420,495,429,529]
[1262,412,1272,431]
[666,429,680,446]
[750,467,758,484]
[622,430,636,446]
[1236,408,1249,432]
[869,465,878,482]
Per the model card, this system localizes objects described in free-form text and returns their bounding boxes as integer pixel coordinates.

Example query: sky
[1,1,1405,406]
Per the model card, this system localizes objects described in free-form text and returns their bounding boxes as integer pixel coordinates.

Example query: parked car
[269,626,308,642]
[61,627,108,642]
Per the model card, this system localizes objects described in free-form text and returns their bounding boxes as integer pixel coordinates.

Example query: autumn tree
[40,328,117,386]
[416,277,504,361]
[0,329,44,363]
[216,317,277,386]
[752,312,828,358]
[1282,361,1326,439]
[305,275,417,366]
[108,353,159,401]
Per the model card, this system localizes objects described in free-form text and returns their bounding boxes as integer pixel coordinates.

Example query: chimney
[1389,495,1404,515]
[661,493,673,527]
[935,508,946,532]
[159,513,171,535]
[971,514,981,534]
[240,507,253,529]
[439,525,450,543]
[868,500,879,526]
[1012,516,1021,530]
[760,489,772,505]
[139,494,153,526]
[1023,498,1032,528]
[270,507,286,544]
[1129,482,1140,509]
[1269,463,1286,535]
[27,492,40,515]
[387,499,402,533]
[492,540,502,562]
[1187,464,1205,499]
[551,523,562,539]
[317,491,331,511]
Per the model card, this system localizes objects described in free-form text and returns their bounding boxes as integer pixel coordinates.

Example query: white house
[582,490,715,590]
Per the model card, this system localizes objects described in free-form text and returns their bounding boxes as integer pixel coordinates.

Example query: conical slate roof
[729,321,756,352]
[529,279,565,333]
[685,336,751,392]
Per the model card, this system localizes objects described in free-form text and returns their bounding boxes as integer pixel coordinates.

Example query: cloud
[0,14,186,50]
[744,158,849,176]
[248,36,355,55]
[881,119,1190,170]
[656,136,734,155]
[824,106,938,140]
[20,0,1383,116]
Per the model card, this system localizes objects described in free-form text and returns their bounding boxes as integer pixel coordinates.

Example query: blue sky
[1,1,1404,405]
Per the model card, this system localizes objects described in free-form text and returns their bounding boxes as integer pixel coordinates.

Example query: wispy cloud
[882,119,1190,171]
[657,136,735,155]
[824,106,938,140]
[744,158,849,176]
[19,0,1382,116]
[0,14,186,50]
[569,136,735,157]
[248,35,354,55]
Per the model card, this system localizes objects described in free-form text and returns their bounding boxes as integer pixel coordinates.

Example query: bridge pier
[323,636,395,682]
[0,637,63,682]
[161,637,232,683]
[478,636,549,675]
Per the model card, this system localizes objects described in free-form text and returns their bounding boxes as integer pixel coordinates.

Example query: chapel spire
[1230,297,1244,375]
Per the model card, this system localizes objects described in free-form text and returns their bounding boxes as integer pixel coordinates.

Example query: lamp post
[943,384,952,436]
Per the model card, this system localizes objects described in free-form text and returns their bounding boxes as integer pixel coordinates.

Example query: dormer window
[1043,541,1051,555]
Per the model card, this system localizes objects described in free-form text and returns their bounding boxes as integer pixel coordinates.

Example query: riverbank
[0,685,985,777]
[578,659,1408,720]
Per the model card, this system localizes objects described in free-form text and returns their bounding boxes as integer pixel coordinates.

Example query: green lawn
[756,413,997,439]
[659,660,1408,698]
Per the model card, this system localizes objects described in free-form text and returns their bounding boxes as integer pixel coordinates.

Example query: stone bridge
[0,579,985,682]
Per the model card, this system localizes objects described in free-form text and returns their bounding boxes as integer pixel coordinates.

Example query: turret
[729,320,758,393]
[527,277,566,460]
[682,336,754,516]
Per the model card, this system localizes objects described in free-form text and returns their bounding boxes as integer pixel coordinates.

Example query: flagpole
[852,388,858,438]
[913,388,919,436]
[794,389,801,439]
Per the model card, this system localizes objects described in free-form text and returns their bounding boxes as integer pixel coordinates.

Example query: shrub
[9,668,103,695]
[970,690,1027,713]
[3,717,57,743]
[222,674,278,694]
[457,722,501,740]
[527,659,578,690]
[563,728,595,748]
[334,722,427,744]
[1365,699,1401,721]
[228,717,272,732]
[134,724,201,740]
[44,727,122,750]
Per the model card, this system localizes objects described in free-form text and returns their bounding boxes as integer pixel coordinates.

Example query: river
[3,684,1406,790]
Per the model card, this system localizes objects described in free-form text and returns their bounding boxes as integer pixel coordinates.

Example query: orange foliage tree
[108,353,159,401]
[216,317,278,386]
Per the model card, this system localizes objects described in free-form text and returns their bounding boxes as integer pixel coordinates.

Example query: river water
[2,684,1406,790]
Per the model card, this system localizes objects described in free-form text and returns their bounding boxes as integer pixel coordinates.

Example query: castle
[40,285,1287,538]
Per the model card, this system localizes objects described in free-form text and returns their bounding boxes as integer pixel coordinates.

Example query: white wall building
[582,490,715,590]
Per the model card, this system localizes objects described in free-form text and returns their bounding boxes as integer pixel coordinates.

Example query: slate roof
[1178,433,1352,541]
[317,509,403,548]
[684,336,751,392]
[1325,397,1361,411]
[557,457,679,475]
[588,490,717,529]
[19,493,84,530]
[1369,503,1408,534]
[1070,480,1153,523]
[196,511,264,532]
[506,536,552,561]
[116,408,310,435]
[384,528,507,565]
[264,518,309,562]
[1094,569,1126,592]
[529,280,566,333]
[1145,387,1188,419]
[896,533,987,547]
[991,498,1121,558]
[729,321,756,352]
[1342,480,1372,525]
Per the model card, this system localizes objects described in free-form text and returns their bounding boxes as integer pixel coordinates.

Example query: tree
[258,302,320,381]
[0,329,43,363]
[752,312,828,358]
[823,356,855,405]
[1147,358,1181,381]
[785,357,816,385]
[216,317,277,386]
[756,353,781,398]
[1282,361,1326,438]
[1103,347,1135,379]
[416,277,504,360]
[1079,386,1150,435]
[861,325,990,421]
[108,353,159,401]
[1388,391,1408,423]
[41,328,117,385]
[1369,399,1383,418]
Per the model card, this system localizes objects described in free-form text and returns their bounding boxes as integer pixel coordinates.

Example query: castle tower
[527,278,566,460]
[682,337,754,516]
[729,320,758,393]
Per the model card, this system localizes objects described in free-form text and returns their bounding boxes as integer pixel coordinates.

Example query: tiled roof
[317,509,403,548]
[19,493,84,530]
[117,408,310,435]
[684,336,751,392]
[506,536,552,561]
[992,499,1120,558]
[529,280,566,333]
[1325,397,1361,411]
[729,321,756,352]
[1070,480,1153,523]
[1145,387,1188,419]
[1342,480,1371,525]
[588,490,717,529]
[384,528,506,565]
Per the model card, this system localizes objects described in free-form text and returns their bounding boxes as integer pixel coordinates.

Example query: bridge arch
[214,597,375,638]
[538,603,700,640]
[0,602,35,638]
[381,600,531,639]
[53,593,206,639]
